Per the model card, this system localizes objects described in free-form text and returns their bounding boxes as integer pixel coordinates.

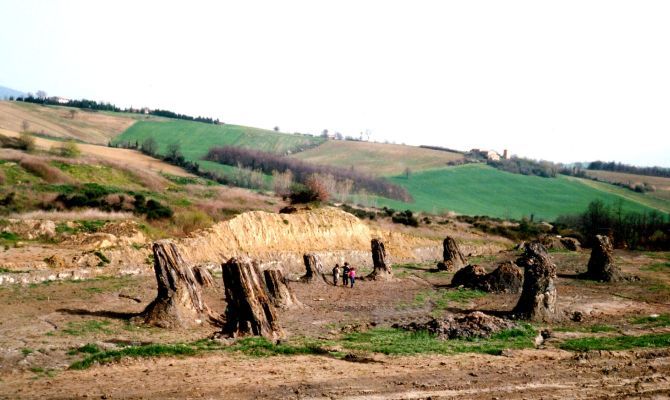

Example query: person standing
[342,262,350,286]
[332,263,340,286]
[349,266,356,288]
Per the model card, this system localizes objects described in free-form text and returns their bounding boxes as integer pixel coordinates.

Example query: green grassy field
[376,164,666,221]
[112,120,325,168]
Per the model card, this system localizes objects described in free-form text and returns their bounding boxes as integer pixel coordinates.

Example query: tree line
[588,161,670,178]
[11,95,221,125]
[555,200,669,250]
[205,146,413,202]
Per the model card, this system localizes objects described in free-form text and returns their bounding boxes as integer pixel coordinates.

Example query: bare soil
[1,249,669,399]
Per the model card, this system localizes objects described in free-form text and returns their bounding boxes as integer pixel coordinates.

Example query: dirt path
[2,348,669,399]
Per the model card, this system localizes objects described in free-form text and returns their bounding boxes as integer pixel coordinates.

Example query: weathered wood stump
[192,265,215,287]
[585,235,623,282]
[451,262,522,294]
[485,261,523,293]
[220,257,284,341]
[138,240,212,328]
[264,268,302,309]
[366,238,393,280]
[437,236,467,271]
[300,253,328,284]
[512,241,557,322]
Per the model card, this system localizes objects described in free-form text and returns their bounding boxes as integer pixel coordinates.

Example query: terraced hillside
[377,164,667,220]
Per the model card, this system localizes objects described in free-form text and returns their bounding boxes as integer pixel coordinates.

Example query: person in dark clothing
[332,264,340,286]
[342,262,350,286]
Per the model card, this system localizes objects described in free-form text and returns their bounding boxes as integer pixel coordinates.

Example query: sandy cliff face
[176,207,438,269]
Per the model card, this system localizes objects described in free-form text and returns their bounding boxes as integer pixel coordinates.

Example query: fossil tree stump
[437,236,467,271]
[451,262,522,294]
[366,238,393,280]
[585,235,623,282]
[138,240,212,328]
[512,241,557,322]
[300,253,328,284]
[264,268,302,309]
[192,265,215,287]
[220,257,284,341]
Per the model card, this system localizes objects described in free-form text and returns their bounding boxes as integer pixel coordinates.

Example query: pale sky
[1,0,669,167]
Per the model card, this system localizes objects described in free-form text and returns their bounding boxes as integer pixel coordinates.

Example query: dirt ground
[1,249,669,399]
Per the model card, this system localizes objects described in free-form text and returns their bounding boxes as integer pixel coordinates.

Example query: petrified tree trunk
[585,235,623,282]
[220,257,284,341]
[451,262,522,294]
[512,241,557,322]
[264,268,302,309]
[437,236,467,271]
[300,253,327,284]
[138,240,212,328]
[192,265,215,287]
[367,238,393,280]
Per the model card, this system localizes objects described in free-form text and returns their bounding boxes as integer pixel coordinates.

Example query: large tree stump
[192,265,215,287]
[138,241,213,328]
[437,236,467,271]
[451,262,522,294]
[585,235,623,282]
[512,241,557,322]
[264,268,302,309]
[366,238,393,280]
[220,257,284,341]
[300,253,328,284]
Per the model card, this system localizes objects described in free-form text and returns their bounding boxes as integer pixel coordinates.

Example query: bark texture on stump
[512,241,557,322]
[367,238,393,280]
[451,262,522,294]
[221,257,284,341]
[300,253,328,284]
[264,268,302,309]
[585,235,623,282]
[192,265,215,287]
[437,236,467,271]
[139,241,211,328]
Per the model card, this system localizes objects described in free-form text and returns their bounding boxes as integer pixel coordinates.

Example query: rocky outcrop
[1,219,56,240]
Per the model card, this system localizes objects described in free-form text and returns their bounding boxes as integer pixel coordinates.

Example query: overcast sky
[1,0,669,166]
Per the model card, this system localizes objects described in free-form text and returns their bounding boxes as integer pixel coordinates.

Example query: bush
[18,133,35,152]
[59,140,81,158]
[173,210,213,234]
[392,210,419,227]
[19,158,72,183]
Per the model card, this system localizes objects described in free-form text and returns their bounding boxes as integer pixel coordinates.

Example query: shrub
[173,210,213,234]
[19,158,72,183]
[392,210,419,227]
[18,133,35,152]
[59,140,81,158]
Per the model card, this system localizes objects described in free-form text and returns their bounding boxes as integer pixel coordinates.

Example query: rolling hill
[375,164,665,221]
[2,100,668,221]
[292,140,463,176]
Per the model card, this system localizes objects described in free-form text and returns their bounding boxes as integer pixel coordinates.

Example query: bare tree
[21,120,30,132]
[404,167,412,179]
[272,169,293,197]
[68,109,77,119]
[36,90,47,99]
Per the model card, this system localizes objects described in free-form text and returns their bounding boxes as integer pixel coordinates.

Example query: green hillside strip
[376,164,665,221]
[113,121,324,167]
[571,176,670,214]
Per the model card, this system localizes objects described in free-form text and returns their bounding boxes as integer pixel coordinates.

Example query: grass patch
[631,314,670,328]
[227,337,329,357]
[21,348,34,356]
[69,343,199,370]
[62,320,113,336]
[342,325,536,356]
[560,333,670,352]
[642,262,670,272]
